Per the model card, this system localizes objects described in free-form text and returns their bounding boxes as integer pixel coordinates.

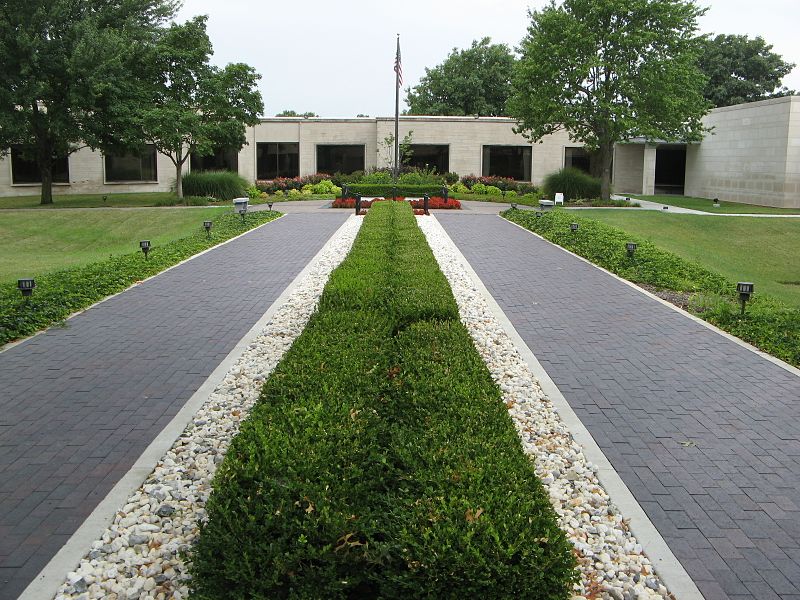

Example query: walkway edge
[436,216,704,600]
[504,215,800,379]
[1,212,286,355]
[18,214,357,600]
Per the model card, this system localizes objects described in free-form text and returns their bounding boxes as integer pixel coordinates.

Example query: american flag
[394,36,402,87]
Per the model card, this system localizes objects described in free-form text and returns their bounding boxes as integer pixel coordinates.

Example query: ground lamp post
[203,221,212,238]
[18,278,35,302]
[139,240,151,260]
[737,282,754,315]
[342,184,349,201]
[267,201,274,212]
[354,194,361,216]
[441,185,448,204]
[570,222,579,232]
[713,198,720,208]
[535,211,543,218]
[626,242,637,257]
[423,194,430,215]
[511,202,517,210]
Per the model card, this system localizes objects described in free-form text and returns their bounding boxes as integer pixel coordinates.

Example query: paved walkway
[0,212,348,600]
[438,213,800,600]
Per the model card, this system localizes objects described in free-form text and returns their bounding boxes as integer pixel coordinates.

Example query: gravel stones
[416,216,673,600]
[53,217,362,600]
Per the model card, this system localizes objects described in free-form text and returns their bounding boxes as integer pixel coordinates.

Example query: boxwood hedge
[188,201,577,598]
[342,184,444,198]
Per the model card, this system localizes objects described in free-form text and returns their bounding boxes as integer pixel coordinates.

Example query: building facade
[2,96,799,208]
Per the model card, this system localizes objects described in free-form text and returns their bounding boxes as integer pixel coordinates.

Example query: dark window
[406,145,449,173]
[565,147,591,173]
[482,145,531,181]
[190,147,239,173]
[105,145,158,182]
[256,143,299,179]
[655,146,686,195]
[317,145,364,175]
[10,146,69,184]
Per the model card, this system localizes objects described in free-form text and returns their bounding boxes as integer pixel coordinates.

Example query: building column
[642,144,657,195]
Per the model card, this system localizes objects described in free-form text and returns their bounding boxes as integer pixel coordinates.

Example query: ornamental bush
[542,167,602,201]
[181,170,248,200]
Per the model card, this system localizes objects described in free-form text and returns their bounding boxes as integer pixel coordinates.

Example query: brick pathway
[438,213,800,600]
[0,212,347,600]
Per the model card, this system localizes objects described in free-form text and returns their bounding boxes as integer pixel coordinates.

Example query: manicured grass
[189,201,577,598]
[582,211,800,308]
[0,209,281,345]
[0,207,228,284]
[504,208,800,367]
[629,194,800,214]
[453,193,639,208]
[0,192,221,209]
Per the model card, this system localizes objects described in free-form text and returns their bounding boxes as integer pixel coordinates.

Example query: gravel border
[417,215,673,600]
[52,217,363,600]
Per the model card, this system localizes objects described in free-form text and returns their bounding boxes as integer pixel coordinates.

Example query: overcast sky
[175,0,800,118]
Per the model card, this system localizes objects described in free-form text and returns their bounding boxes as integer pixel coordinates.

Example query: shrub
[460,174,479,189]
[182,170,248,201]
[472,182,487,194]
[343,184,444,197]
[189,202,577,598]
[443,171,460,184]
[330,170,364,186]
[397,166,443,186]
[542,167,602,201]
[287,188,303,198]
[451,182,470,194]
[485,185,502,195]
[360,169,395,184]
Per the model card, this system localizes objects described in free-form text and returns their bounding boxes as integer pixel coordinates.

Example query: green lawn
[0,192,210,209]
[584,210,800,307]
[628,194,800,214]
[1,207,228,283]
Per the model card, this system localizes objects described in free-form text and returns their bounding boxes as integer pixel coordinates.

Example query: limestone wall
[612,145,645,194]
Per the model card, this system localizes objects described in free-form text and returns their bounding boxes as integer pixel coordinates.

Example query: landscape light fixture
[713,198,720,207]
[102,195,108,204]
[441,185,448,204]
[423,193,430,215]
[626,242,638,257]
[239,207,247,223]
[511,202,517,210]
[737,282,754,315]
[139,240,151,260]
[17,278,35,300]
[662,206,669,210]
[267,201,274,212]
[570,222,579,232]
[535,211,543,218]
[203,220,212,238]
[354,194,362,215]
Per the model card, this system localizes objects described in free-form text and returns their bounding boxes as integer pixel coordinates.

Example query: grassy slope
[583,210,800,308]
[629,194,800,214]
[0,207,227,283]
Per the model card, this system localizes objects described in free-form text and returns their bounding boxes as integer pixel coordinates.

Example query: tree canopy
[275,110,318,118]
[508,0,710,200]
[405,38,515,117]
[0,0,178,204]
[139,16,263,198]
[699,34,795,107]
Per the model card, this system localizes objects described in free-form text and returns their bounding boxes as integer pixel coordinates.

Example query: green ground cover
[580,211,800,308]
[505,209,800,367]
[0,207,228,283]
[0,209,280,345]
[628,194,800,214]
[189,201,577,598]
[0,192,220,209]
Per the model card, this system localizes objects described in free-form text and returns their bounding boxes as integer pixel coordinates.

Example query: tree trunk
[176,162,184,200]
[38,147,54,205]
[599,141,614,201]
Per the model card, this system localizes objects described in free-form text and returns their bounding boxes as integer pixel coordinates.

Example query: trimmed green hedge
[182,170,248,200]
[341,184,444,197]
[0,211,281,345]
[188,201,577,598]
[504,208,800,367]
[542,167,602,201]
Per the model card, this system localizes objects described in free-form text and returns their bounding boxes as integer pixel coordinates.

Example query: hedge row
[504,209,800,367]
[330,197,462,210]
[182,170,249,200]
[188,201,577,598]
[0,211,281,346]
[340,183,445,197]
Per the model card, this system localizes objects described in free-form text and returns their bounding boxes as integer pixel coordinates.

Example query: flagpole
[394,34,400,188]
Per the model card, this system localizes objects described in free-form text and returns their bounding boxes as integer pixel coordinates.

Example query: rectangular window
[190,147,239,173]
[316,145,365,175]
[565,147,591,173]
[482,145,532,181]
[10,146,69,184]
[105,145,158,182]
[407,144,449,173]
[256,143,299,179]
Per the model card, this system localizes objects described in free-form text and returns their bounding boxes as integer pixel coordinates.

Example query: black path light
[17,278,35,301]
[626,242,638,257]
[511,202,517,210]
[239,207,247,223]
[662,205,669,210]
[139,240,151,260]
[570,222,579,232]
[441,184,448,204]
[267,200,274,212]
[737,282,754,315]
[535,211,543,218]
[354,193,362,216]
[203,220,212,238]
[713,197,721,207]
[423,193,430,215]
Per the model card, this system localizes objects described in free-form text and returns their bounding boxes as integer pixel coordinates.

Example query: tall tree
[509,0,710,200]
[699,34,795,107]
[140,16,263,199]
[0,0,178,204]
[275,110,318,118]
[405,38,515,116]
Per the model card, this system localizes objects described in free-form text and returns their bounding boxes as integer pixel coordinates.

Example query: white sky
[175,0,800,118]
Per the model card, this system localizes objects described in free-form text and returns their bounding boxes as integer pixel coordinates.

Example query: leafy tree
[275,110,318,117]
[0,0,178,204]
[141,16,263,199]
[699,34,795,107]
[509,0,710,200]
[405,38,515,116]
[379,132,414,168]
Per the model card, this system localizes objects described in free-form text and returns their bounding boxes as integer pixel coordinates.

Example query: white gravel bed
[54,216,362,600]
[417,216,672,600]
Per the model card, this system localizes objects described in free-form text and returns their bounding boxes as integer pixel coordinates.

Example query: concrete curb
[431,215,705,600]
[17,214,357,600]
